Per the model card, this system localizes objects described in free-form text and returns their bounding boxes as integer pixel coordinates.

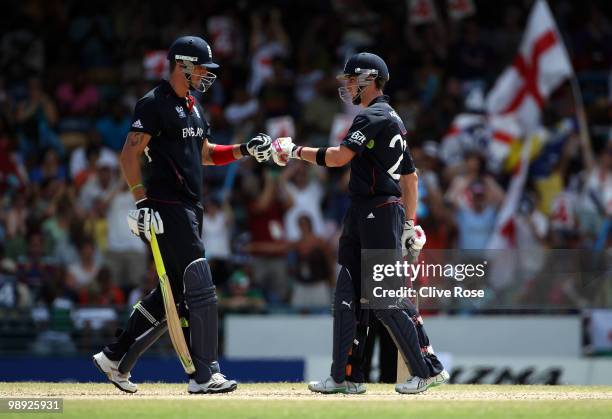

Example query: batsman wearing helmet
[271,52,448,394]
[93,36,272,394]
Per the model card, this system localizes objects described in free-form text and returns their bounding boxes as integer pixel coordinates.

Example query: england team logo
[175,106,186,118]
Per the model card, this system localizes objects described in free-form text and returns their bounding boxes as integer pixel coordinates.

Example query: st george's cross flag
[485,0,573,132]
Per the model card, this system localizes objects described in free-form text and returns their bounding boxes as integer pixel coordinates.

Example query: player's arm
[201,138,245,166]
[120,131,151,202]
[399,172,418,221]
[400,171,425,259]
[283,144,356,167]
[201,134,272,166]
[271,113,373,167]
[399,146,425,259]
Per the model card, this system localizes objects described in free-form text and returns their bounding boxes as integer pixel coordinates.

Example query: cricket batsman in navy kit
[271,52,448,394]
[93,36,272,394]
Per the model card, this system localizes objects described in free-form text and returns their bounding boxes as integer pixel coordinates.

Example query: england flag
[485,0,573,132]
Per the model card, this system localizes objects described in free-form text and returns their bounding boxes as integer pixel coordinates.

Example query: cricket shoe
[92,351,137,393]
[188,373,238,394]
[395,369,449,394]
[308,376,366,394]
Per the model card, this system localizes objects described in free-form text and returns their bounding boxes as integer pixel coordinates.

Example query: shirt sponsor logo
[347,130,366,146]
[132,119,143,129]
[176,106,186,118]
[182,127,204,139]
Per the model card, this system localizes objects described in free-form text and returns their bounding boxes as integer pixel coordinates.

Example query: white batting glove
[246,133,272,162]
[127,199,164,243]
[271,137,298,166]
[401,220,426,259]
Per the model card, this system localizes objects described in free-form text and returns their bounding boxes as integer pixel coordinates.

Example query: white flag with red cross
[408,0,438,25]
[144,50,169,81]
[485,0,573,132]
[447,0,475,21]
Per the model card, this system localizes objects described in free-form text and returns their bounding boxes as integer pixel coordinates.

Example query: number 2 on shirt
[387,134,406,180]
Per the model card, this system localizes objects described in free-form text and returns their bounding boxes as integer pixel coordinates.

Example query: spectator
[294,53,325,105]
[94,102,131,151]
[289,215,333,310]
[29,148,67,185]
[79,152,119,211]
[15,77,61,162]
[258,56,294,119]
[79,266,125,306]
[515,188,550,277]
[282,162,326,241]
[41,191,80,265]
[243,168,291,303]
[0,117,26,195]
[32,268,77,355]
[219,269,266,313]
[0,257,32,308]
[70,132,118,189]
[16,231,56,298]
[5,193,29,244]
[446,151,491,208]
[84,196,110,252]
[127,262,157,308]
[202,197,233,289]
[452,179,503,250]
[577,138,612,241]
[0,18,45,80]
[300,77,344,146]
[247,9,289,95]
[105,182,146,289]
[451,20,492,81]
[39,265,78,307]
[224,87,259,130]
[55,73,100,118]
[67,237,101,290]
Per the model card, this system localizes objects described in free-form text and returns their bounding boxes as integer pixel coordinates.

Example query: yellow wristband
[130,183,144,192]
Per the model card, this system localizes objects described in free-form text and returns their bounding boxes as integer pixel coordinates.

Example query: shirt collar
[160,79,185,99]
[367,94,390,107]
[161,79,195,111]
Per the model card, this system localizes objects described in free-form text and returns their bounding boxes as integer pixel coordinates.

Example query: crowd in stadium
[0,0,610,350]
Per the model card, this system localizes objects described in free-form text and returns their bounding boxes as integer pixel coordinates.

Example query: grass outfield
[1,382,611,419]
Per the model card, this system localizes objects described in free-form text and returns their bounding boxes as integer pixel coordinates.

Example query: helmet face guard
[178,59,217,93]
[337,68,378,105]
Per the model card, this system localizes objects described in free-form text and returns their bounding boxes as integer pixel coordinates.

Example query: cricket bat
[397,351,412,383]
[150,226,195,374]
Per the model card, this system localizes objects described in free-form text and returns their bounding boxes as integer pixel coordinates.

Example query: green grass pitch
[1,382,611,419]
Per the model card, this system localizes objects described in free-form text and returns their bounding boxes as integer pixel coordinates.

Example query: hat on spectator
[423,141,439,159]
[97,152,119,169]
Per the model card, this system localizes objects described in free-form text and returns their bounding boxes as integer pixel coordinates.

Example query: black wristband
[239,143,249,157]
[316,147,328,166]
[135,198,150,209]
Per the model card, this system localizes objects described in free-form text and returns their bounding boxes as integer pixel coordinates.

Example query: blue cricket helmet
[168,36,218,92]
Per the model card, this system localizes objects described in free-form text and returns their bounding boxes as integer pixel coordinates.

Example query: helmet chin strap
[352,86,367,105]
